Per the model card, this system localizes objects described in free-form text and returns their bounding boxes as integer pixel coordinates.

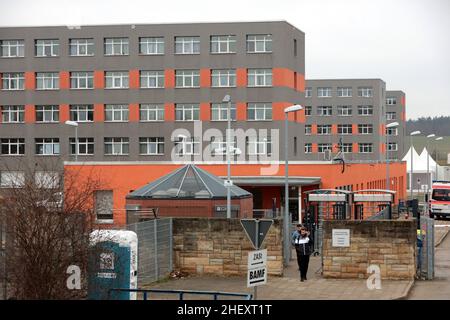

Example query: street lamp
[223,94,233,219]
[409,131,421,199]
[426,134,436,193]
[435,137,443,180]
[284,104,303,266]
[385,122,399,191]
[65,120,79,161]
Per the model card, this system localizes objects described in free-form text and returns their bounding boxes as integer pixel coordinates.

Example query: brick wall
[322,220,416,280]
[172,218,283,276]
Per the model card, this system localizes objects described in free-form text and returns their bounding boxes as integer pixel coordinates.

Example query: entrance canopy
[221,176,321,186]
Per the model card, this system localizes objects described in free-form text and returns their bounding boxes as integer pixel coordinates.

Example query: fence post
[169,218,173,272]
[154,219,159,281]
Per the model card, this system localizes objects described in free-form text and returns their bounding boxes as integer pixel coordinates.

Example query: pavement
[143,250,412,300]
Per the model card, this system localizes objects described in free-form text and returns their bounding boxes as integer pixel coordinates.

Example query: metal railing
[108,288,253,300]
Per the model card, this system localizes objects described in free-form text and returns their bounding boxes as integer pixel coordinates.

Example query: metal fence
[125,218,173,286]
[418,216,434,280]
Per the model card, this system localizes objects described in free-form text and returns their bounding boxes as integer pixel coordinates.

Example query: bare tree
[0,160,108,299]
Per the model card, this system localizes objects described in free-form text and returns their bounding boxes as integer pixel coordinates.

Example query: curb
[394,280,415,300]
[435,228,450,247]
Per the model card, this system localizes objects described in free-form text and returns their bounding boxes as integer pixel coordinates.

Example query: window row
[0,34,272,58]
[305,87,374,98]
[303,143,376,154]
[304,105,375,116]
[304,124,374,135]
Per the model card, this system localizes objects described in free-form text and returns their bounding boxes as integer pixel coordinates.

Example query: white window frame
[35,39,59,57]
[247,69,272,87]
[387,142,398,152]
[139,104,164,122]
[246,34,272,53]
[305,143,312,154]
[358,124,373,135]
[1,40,24,58]
[247,103,272,121]
[175,137,200,155]
[105,71,129,89]
[211,69,236,87]
[70,72,93,89]
[175,104,200,121]
[1,105,24,123]
[140,71,164,88]
[358,105,373,116]
[139,137,165,155]
[36,105,59,123]
[69,105,94,122]
[36,72,59,90]
[104,137,129,155]
[70,138,94,155]
[210,35,236,54]
[0,138,25,155]
[337,106,352,116]
[69,38,94,56]
[318,106,332,116]
[317,87,332,98]
[0,171,25,188]
[305,125,312,135]
[359,143,373,153]
[337,87,352,97]
[105,105,129,122]
[305,87,312,98]
[358,87,373,97]
[247,137,271,155]
[386,112,396,121]
[338,124,353,135]
[211,103,236,121]
[318,143,332,153]
[35,171,60,189]
[342,143,353,153]
[386,97,397,105]
[386,127,398,136]
[317,125,332,135]
[175,37,200,54]
[175,70,200,88]
[2,73,24,90]
[139,37,164,55]
[35,138,60,155]
[104,38,129,56]
[304,106,312,116]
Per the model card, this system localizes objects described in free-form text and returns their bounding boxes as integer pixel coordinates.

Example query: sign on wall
[332,229,350,247]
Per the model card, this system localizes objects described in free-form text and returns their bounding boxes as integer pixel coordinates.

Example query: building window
[70,138,94,155]
[318,106,332,116]
[36,72,59,90]
[104,38,129,56]
[247,69,272,87]
[35,39,59,57]
[140,71,164,88]
[337,87,352,97]
[358,87,373,97]
[337,106,352,116]
[174,137,200,155]
[338,124,353,135]
[211,69,236,87]
[386,112,396,120]
[175,104,200,121]
[317,125,332,135]
[387,142,398,151]
[104,137,129,155]
[211,103,236,121]
[305,143,312,154]
[0,171,25,188]
[105,105,129,122]
[70,105,94,122]
[358,105,373,116]
[35,171,59,189]
[342,143,353,153]
[1,40,24,57]
[1,106,24,123]
[317,87,332,98]
[1,72,24,90]
[305,87,312,98]
[304,106,312,116]
[386,127,398,136]
[247,137,271,155]
[95,190,113,221]
[386,97,397,105]
[175,70,200,88]
[105,71,129,89]
[139,37,164,55]
[139,104,164,121]
[70,72,93,89]
[305,125,312,135]
[247,103,272,121]
[36,105,59,123]
[246,34,272,53]
[358,124,373,135]
[210,137,238,155]
[359,143,373,153]
[175,36,200,54]
[210,35,236,54]
[35,138,60,155]
[69,38,94,56]
[318,143,332,153]
[139,137,164,155]
[0,138,25,155]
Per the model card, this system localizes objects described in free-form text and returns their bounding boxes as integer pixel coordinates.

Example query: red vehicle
[429,181,450,219]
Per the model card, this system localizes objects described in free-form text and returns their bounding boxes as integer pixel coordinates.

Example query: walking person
[292,225,312,281]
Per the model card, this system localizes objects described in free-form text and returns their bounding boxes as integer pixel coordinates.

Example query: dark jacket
[292,231,312,256]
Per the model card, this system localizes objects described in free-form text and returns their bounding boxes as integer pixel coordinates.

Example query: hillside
[407,116,450,136]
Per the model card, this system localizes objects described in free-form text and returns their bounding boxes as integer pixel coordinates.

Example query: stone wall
[173,218,283,276]
[322,220,416,280]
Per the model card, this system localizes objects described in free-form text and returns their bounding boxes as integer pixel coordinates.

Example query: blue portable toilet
[88,230,138,300]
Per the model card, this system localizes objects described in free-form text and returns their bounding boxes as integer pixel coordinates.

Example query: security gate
[353,190,396,220]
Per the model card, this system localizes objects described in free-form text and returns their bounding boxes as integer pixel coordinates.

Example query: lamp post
[284,104,303,266]
[385,122,399,191]
[435,137,443,181]
[65,120,79,161]
[426,134,436,193]
[222,95,233,219]
[409,131,421,199]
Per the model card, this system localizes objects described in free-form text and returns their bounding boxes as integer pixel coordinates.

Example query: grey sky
[1,0,449,119]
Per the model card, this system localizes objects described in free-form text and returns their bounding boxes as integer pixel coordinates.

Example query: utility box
[88,230,138,300]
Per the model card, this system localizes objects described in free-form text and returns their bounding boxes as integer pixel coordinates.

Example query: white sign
[247,267,267,287]
[248,249,267,269]
[224,180,233,187]
[332,229,350,247]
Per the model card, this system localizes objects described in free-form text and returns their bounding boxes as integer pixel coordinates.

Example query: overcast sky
[1,0,449,120]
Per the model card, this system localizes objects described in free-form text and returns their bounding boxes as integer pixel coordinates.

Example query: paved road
[409,225,450,299]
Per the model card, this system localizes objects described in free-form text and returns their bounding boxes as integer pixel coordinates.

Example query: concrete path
[144,250,412,300]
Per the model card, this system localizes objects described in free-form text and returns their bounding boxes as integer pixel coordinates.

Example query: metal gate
[417,216,434,280]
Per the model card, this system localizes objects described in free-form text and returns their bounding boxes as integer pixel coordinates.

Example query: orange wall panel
[296,109,306,123]
[296,73,305,92]
[129,104,139,122]
[94,71,105,89]
[94,104,105,122]
[165,69,175,88]
[353,143,359,153]
[236,68,247,87]
[200,103,211,121]
[331,124,338,135]
[60,71,70,89]
[236,102,247,121]
[352,124,358,135]
[273,68,295,89]
[165,103,175,121]
[380,124,385,136]
[380,143,386,154]
[25,72,35,90]
[200,69,211,88]
[312,143,318,153]
[272,102,291,121]
[311,124,318,135]
[25,105,35,123]
[401,96,406,107]
[59,104,70,122]
[129,70,140,89]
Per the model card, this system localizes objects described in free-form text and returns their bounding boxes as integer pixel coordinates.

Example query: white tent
[402,146,421,172]
[418,147,438,171]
